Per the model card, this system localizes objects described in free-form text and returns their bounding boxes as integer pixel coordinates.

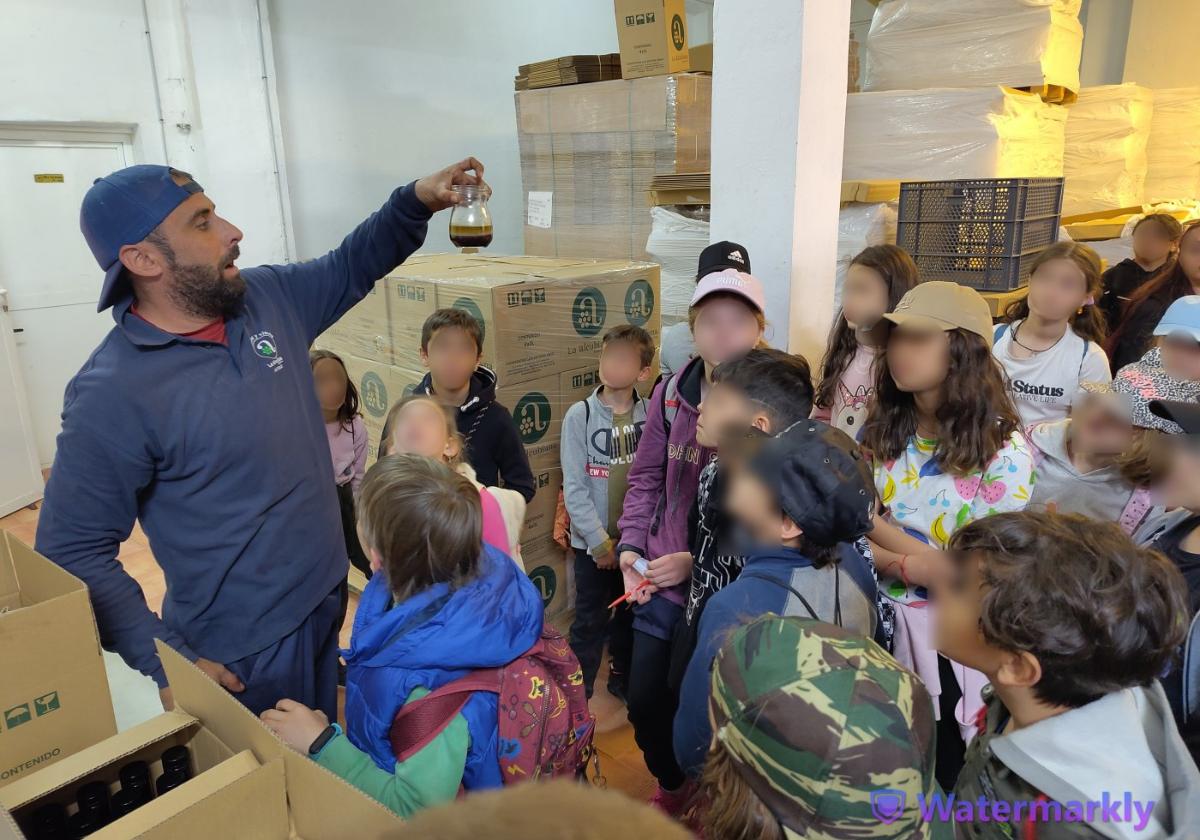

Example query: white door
[0,289,43,516]
[0,133,131,467]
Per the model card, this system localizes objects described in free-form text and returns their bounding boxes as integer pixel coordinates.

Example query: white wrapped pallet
[864,0,1083,96]
[842,87,1067,182]
[1063,84,1154,216]
[1144,88,1200,204]
[646,206,709,326]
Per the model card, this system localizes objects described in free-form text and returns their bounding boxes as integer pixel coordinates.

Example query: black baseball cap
[740,420,876,546]
[698,241,751,278]
[1150,399,1200,436]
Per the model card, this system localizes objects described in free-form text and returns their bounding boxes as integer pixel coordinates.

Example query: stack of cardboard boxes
[316,255,661,620]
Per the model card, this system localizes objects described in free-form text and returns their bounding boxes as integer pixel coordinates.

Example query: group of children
[280,227,1200,837]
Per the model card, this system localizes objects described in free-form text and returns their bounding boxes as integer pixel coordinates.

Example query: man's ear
[994,649,1042,690]
[781,514,803,542]
[118,241,166,279]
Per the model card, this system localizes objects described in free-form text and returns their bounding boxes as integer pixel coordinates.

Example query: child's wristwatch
[308,723,342,758]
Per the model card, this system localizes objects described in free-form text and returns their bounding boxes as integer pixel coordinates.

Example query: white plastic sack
[646,206,710,325]
[843,87,1067,181]
[834,202,898,311]
[1063,84,1154,216]
[1144,88,1200,204]
[864,0,1082,94]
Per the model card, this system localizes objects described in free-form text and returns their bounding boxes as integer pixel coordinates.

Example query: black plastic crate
[896,177,1065,292]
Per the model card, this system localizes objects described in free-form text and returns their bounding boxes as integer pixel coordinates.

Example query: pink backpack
[388,627,596,784]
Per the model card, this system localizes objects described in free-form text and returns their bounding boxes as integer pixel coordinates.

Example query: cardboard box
[522,538,570,618]
[614,0,690,80]
[386,255,659,386]
[0,533,116,789]
[498,365,601,468]
[314,284,393,365]
[521,467,563,545]
[0,644,403,839]
[340,355,425,467]
[689,42,712,73]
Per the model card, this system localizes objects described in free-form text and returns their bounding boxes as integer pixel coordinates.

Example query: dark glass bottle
[118,760,152,806]
[155,745,192,795]
[29,802,68,840]
[108,789,139,821]
[73,781,110,833]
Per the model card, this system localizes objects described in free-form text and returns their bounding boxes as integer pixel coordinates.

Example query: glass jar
[448,184,493,249]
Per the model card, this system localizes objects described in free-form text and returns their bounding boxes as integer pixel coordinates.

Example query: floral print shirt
[871,431,1036,605]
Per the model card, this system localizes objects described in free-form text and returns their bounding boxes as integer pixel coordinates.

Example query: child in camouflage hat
[937,511,1199,839]
[693,615,941,839]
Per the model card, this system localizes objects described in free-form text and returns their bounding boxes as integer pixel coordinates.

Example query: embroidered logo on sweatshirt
[249,331,285,373]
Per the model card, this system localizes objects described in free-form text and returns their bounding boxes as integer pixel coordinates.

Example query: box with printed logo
[315,284,393,365]
[497,366,602,470]
[614,0,691,80]
[521,467,563,546]
[338,355,425,468]
[521,537,570,618]
[383,255,660,387]
[381,272,441,365]
[0,533,116,790]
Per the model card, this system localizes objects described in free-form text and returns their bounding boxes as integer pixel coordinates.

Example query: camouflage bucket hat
[709,616,937,839]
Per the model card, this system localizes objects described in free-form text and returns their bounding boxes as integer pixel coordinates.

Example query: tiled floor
[0,501,656,799]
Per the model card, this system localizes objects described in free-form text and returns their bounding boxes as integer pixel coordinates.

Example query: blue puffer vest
[342,546,543,789]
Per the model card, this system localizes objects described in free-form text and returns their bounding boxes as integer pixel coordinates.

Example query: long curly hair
[860,328,1020,475]
[1003,241,1106,345]
[815,245,921,411]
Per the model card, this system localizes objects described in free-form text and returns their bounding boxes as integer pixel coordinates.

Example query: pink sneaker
[648,782,693,818]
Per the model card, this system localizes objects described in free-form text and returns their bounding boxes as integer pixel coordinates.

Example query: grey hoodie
[559,386,647,553]
[958,682,1200,840]
[1028,419,1137,524]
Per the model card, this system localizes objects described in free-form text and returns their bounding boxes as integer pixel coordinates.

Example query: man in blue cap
[35,159,485,717]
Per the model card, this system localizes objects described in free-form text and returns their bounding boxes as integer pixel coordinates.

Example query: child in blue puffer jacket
[261,454,544,817]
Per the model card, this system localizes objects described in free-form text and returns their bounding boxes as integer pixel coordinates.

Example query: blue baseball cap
[1154,295,1200,343]
[80,165,204,311]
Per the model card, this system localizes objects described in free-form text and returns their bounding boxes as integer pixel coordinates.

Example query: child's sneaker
[648,782,693,818]
[605,669,628,704]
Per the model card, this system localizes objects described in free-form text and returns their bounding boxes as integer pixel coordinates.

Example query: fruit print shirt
[872,431,1035,605]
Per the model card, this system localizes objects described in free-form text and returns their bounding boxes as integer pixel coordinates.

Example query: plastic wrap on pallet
[515,74,711,262]
[843,87,1067,182]
[835,202,898,311]
[1063,84,1154,217]
[863,0,1082,95]
[646,206,710,325]
[1144,88,1200,204]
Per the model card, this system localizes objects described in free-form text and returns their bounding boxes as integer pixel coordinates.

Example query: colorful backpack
[387,627,596,784]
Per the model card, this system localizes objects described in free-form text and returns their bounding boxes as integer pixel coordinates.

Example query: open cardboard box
[0,532,116,788]
[0,643,404,839]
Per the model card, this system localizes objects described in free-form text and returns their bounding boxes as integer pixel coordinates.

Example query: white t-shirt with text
[992,320,1111,428]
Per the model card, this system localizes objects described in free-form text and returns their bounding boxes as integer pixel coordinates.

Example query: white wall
[1123,0,1200,88]
[267,0,618,259]
[1079,0,1132,87]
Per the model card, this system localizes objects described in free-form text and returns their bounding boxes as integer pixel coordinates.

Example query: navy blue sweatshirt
[35,183,432,687]
[672,544,879,777]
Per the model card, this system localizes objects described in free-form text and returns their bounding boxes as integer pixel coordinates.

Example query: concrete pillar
[709,0,851,364]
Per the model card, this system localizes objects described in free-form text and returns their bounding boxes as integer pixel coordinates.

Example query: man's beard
[166,246,246,320]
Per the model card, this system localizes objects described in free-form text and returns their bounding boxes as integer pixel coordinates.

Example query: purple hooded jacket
[618,356,714,628]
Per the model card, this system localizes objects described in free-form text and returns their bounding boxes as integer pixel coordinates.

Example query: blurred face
[599,340,650,391]
[841,264,891,330]
[696,381,765,449]
[1132,221,1177,268]
[727,465,797,546]
[1026,257,1090,323]
[1160,334,1200,382]
[885,326,950,394]
[691,296,763,368]
[932,554,1004,675]
[1180,228,1200,287]
[421,326,480,392]
[1159,437,1200,510]
[312,358,349,413]
[388,399,457,462]
[1069,397,1133,457]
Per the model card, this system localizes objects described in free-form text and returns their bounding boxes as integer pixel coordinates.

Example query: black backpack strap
[739,569,842,626]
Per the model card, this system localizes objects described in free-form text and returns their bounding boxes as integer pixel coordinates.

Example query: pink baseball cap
[691,269,766,314]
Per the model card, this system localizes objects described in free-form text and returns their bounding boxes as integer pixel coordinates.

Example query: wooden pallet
[1017,83,1077,105]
